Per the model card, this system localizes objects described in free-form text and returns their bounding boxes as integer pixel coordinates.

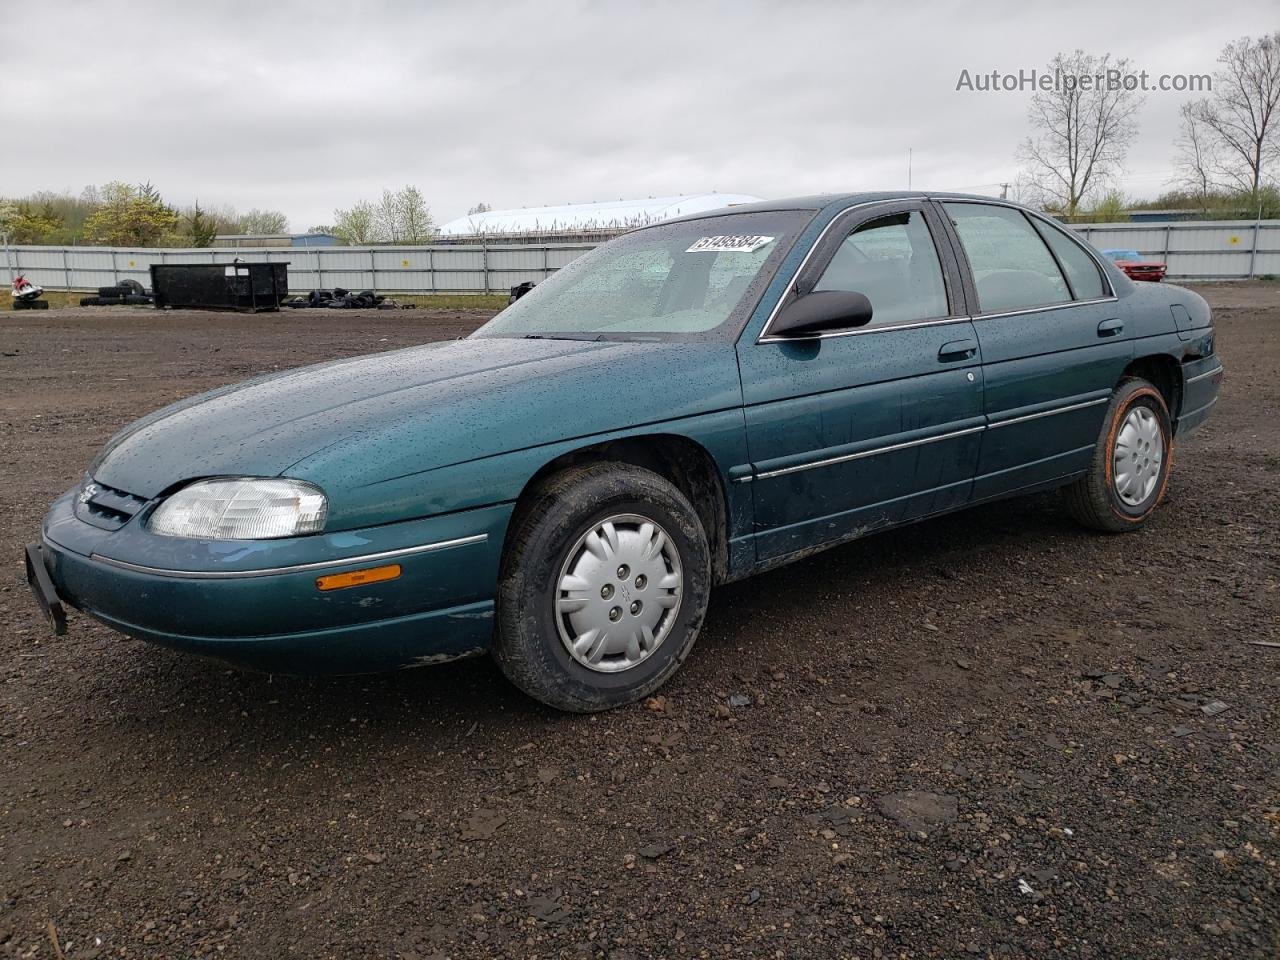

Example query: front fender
[314,408,755,549]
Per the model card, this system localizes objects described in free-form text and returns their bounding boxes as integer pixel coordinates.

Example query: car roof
[660,191,1031,223]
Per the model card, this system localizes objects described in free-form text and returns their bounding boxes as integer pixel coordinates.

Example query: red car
[1103,249,1167,282]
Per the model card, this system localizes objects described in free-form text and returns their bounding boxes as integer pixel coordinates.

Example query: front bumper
[31,491,512,674]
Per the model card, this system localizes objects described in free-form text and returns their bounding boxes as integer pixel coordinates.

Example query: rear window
[944,202,1070,314]
[1031,218,1108,300]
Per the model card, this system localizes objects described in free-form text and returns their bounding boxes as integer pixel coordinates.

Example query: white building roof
[437,192,762,237]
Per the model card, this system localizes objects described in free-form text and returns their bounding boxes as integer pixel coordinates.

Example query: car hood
[91,336,743,500]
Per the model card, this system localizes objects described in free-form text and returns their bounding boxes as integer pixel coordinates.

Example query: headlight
[149,478,327,540]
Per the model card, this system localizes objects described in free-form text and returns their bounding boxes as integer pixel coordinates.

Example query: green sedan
[26,192,1223,711]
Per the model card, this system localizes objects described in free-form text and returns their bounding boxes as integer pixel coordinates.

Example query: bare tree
[1173,102,1221,208]
[468,202,493,216]
[1182,32,1280,202]
[237,208,290,235]
[1003,174,1042,206]
[1016,50,1144,215]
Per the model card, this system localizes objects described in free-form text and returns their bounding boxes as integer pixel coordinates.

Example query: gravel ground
[1,289,1277,959]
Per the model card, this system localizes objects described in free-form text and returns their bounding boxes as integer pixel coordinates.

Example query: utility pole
[908,148,913,190]
[1000,182,1011,200]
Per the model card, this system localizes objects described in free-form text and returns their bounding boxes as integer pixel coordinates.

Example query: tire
[118,279,146,296]
[1063,378,1173,533]
[98,285,127,299]
[493,461,711,712]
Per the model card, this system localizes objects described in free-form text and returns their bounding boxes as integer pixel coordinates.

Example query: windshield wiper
[522,333,600,341]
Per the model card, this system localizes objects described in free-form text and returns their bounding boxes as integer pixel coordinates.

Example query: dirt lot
[1,290,1277,959]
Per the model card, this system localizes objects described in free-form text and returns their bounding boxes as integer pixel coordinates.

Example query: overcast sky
[6,1,1275,230]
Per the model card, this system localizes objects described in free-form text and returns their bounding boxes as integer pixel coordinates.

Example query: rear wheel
[1063,378,1173,532]
[494,462,711,712]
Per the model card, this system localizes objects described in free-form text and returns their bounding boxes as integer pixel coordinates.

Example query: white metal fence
[1070,219,1279,280]
[0,242,596,295]
[2,219,1278,292]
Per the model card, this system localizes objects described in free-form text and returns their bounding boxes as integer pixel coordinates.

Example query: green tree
[332,200,379,244]
[186,201,217,247]
[82,181,180,246]
[1130,185,1280,220]
[1082,189,1130,223]
[0,200,21,245]
[7,202,64,243]
[377,186,435,243]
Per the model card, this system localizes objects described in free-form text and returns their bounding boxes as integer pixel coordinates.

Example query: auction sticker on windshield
[686,235,774,253]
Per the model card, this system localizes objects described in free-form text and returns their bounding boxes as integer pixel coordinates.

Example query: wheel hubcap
[555,514,683,673]
[1113,406,1164,507]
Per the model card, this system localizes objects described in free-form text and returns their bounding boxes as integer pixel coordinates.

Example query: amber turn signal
[315,564,402,592]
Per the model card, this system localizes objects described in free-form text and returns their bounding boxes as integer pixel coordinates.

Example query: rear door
[937,201,1130,501]
[736,200,985,562]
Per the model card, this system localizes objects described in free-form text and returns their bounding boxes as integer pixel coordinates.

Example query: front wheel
[493,462,711,712]
[1063,377,1173,532]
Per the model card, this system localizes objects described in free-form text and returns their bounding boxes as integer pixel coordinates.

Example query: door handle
[1097,318,1124,337]
[938,338,978,361]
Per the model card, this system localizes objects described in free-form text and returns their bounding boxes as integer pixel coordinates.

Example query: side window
[812,210,949,326]
[943,203,1070,313]
[1030,218,1107,301]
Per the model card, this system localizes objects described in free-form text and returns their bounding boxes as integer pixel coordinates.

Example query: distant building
[1122,209,1204,224]
[436,192,762,243]
[213,232,340,248]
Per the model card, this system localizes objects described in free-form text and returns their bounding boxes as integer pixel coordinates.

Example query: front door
[736,200,985,562]
[936,201,1132,501]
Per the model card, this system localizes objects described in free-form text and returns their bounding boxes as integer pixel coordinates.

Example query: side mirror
[770,290,873,337]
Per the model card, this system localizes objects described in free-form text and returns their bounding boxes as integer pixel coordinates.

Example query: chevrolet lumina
[25,193,1223,711]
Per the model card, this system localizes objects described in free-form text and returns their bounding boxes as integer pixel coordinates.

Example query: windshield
[474,209,813,341]
[1107,250,1142,261]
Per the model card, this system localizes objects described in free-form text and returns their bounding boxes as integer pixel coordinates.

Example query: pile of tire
[80,279,154,307]
[282,288,397,309]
